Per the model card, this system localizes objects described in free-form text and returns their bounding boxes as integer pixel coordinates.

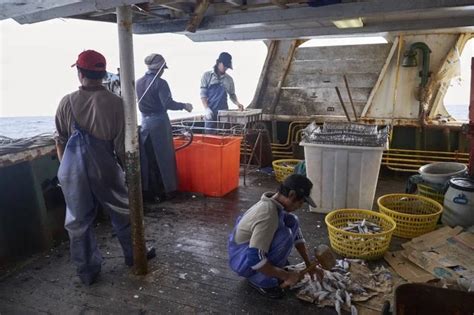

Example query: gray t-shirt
[200,70,237,103]
[234,192,283,253]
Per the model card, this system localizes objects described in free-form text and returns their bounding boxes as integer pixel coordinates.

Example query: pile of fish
[291,259,393,315]
[342,219,382,234]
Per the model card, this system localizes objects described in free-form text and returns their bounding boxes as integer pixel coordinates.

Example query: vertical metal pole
[469,57,474,177]
[116,5,147,275]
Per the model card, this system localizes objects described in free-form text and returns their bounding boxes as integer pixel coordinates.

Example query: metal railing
[382,148,469,172]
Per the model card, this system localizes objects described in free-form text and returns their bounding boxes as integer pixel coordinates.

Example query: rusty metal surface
[0,145,56,168]
[125,151,148,275]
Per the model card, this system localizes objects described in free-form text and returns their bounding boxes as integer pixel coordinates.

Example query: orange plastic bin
[174,134,242,197]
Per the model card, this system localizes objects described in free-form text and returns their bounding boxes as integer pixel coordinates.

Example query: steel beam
[184,16,474,41]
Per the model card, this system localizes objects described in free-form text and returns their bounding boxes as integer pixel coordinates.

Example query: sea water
[0,105,468,139]
[0,110,204,139]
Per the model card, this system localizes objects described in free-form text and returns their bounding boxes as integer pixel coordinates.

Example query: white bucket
[419,162,467,185]
[300,142,384,213]
[442,178,474,228]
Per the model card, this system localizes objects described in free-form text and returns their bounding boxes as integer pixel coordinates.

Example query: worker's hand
[308,265,324,282]
[184,103,193,113]
[204,107,214,120]
[237,103,244,111]
[280,270,301,288]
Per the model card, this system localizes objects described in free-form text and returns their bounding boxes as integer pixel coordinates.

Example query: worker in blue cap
[200,52,244,132]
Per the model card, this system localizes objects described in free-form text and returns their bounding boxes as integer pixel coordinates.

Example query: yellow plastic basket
[272,159,301,183]
[377,194,443,239]
[325,209,396,260]
[417,184,444,205]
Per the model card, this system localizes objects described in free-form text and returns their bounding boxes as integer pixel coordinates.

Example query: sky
[443,39,474,106]
[1,17,473,118]
[0,18,267,117]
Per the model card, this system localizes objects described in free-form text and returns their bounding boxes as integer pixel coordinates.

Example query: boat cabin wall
[252,33,471,126]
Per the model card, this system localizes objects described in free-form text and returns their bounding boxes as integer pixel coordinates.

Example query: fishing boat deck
[0,169,407,314]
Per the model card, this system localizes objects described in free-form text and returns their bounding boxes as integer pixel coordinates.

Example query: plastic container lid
[449,177,474,192]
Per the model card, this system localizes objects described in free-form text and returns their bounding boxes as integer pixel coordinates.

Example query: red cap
[72,50,106,71]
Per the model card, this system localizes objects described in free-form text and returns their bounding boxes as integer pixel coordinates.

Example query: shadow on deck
[0,169,408,314]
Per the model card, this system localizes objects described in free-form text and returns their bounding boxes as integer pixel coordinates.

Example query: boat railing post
[116,5,148,275]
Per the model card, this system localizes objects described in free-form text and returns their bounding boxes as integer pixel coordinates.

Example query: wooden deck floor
[0,170,407,314]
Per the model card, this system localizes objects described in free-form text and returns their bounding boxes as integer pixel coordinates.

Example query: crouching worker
[228,174,319,299]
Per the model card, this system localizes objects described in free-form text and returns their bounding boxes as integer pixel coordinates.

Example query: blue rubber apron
[58,114,133,284]
[205,83,228,133]
[228,208,300,288]
[139,113,178,194]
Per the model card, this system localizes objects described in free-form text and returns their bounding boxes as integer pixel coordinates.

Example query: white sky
[443,39,474,106]
[0,18,267,117]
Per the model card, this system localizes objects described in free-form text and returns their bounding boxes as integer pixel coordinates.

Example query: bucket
[418,162,467,185]
[442,177,474,228]
[300,142,384,213]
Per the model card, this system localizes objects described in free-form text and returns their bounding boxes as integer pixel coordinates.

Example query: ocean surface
[0,111,203,139]
[0,105,468,139]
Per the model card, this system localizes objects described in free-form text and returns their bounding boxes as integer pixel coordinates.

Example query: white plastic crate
[217,109,262,125]
[300,142,384,213]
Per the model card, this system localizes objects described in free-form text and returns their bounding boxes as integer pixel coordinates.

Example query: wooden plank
[284,73,379,89]
[275,100,366,116]
[280,87,372,103]
[0,145,55,168]
[288,59,387,75]
[361,37,399,117]
[295,44,390,62]
[269,40,300,114]
[185,0,210,32]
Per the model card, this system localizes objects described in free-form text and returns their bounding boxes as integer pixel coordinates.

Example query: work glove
[183,103,193,113]
[204,107,214,120]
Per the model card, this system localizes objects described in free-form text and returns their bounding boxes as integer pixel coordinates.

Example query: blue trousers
[228,211,301,288]
[58,127,133,284]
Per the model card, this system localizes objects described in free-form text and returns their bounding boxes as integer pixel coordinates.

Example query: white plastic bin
[300,142,384,213]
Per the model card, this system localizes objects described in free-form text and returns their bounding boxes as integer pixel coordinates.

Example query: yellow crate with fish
[272,159,302,183]
[377,193,443,239]
[325,209,396,260]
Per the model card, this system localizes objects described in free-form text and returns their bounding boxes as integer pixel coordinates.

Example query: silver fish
[322,279,335,292]
[345,290,351,307]
[315,280,322,291]
[324,270,337,282]
[335,289,344,304]
[336,280,346,290]
[343,261,350,270]
[318,291,330,302]
[335,299,341,315]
